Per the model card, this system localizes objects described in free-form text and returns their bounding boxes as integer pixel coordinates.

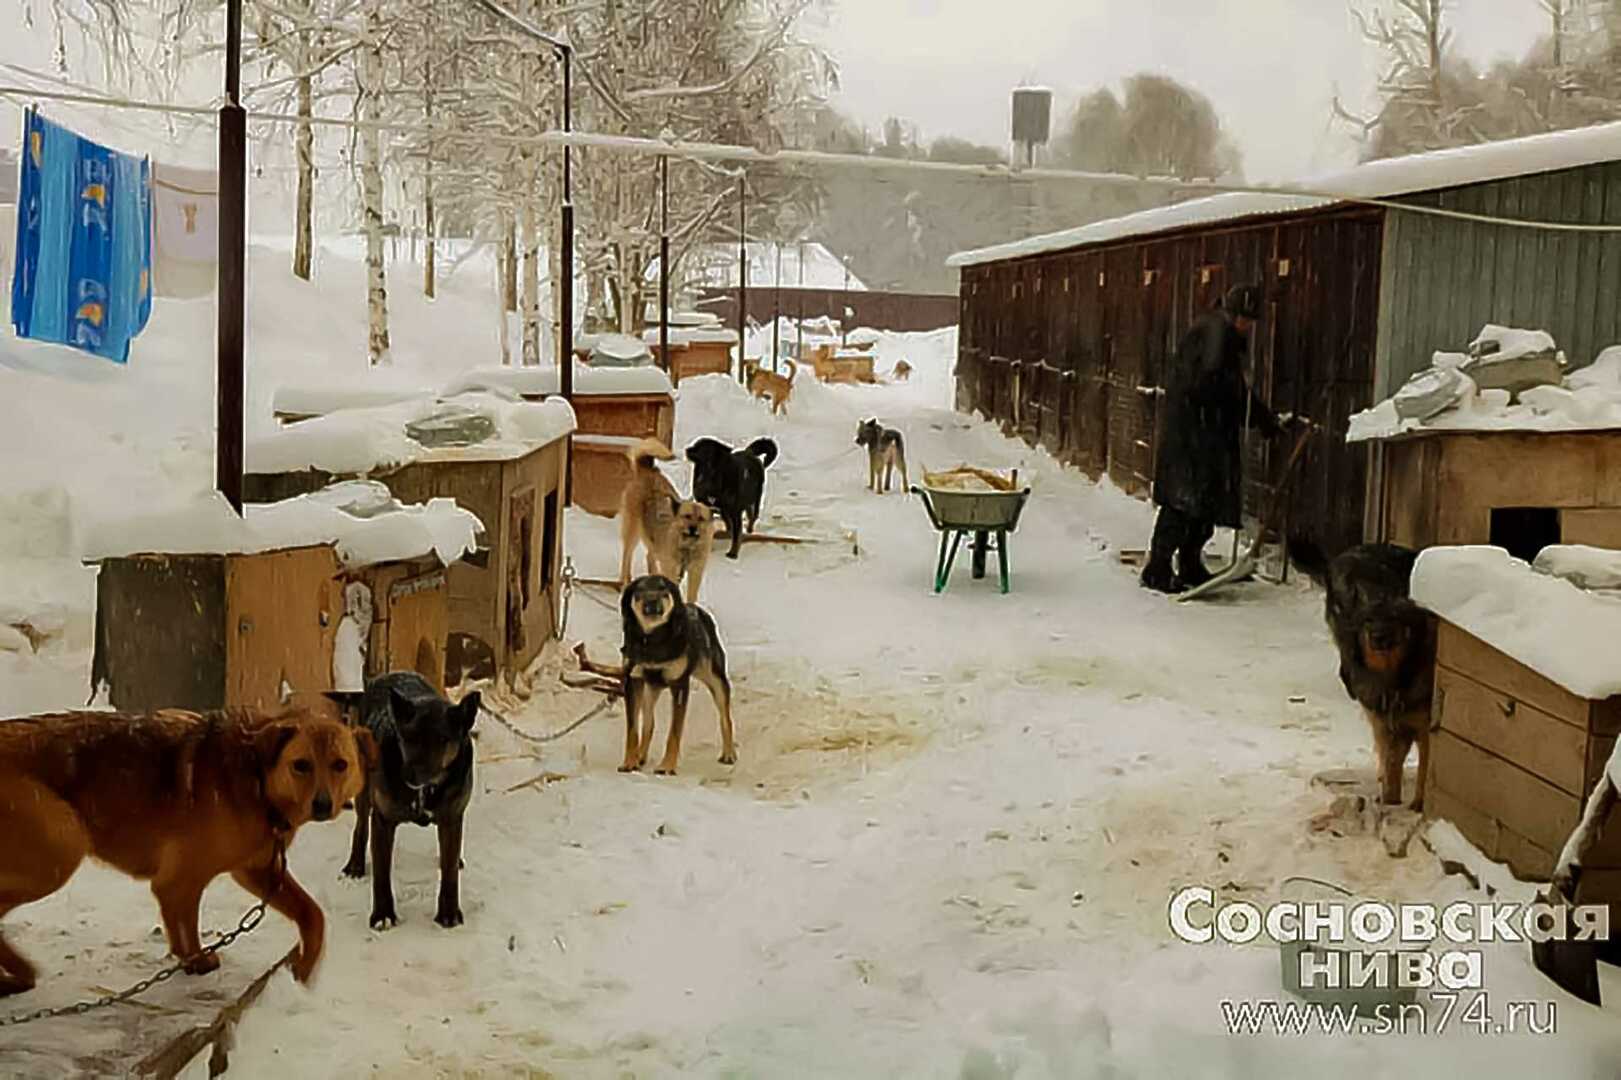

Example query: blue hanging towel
[10,108,153,364]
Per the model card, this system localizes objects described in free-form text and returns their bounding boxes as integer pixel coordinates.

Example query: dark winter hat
[1223,283,1263,320]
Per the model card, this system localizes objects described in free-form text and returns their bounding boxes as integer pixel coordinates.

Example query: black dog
[1290,539,1435,809]
[342,672,478,929]
[686,436,778,559]
[619,575,736,775]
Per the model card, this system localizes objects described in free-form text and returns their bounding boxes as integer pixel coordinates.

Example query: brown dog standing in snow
[0,707,373,995]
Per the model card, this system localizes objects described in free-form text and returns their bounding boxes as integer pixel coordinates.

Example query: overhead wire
[4,83,1621,234]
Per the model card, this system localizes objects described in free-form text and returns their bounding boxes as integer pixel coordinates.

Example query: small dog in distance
[855,419,909,494]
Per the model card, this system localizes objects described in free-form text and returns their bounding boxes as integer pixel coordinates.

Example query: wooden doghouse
[244,401,573,685]
[645,325,738,386]
[1373,429,1621,558]
[88,486,474,715]
[1416,547,1621,919]
[439,365,675,519]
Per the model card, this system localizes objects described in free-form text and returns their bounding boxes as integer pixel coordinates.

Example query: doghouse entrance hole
[1490,506,1561,563]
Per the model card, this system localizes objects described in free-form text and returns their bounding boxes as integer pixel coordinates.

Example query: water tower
[1011,86,1052,170]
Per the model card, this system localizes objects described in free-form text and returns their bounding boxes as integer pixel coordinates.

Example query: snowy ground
[6,254,1621,1077]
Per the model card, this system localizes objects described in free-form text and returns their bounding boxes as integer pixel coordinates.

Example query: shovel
[1178,417,1318,603]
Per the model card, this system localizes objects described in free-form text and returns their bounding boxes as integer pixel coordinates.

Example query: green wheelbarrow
[910,483,1033,594]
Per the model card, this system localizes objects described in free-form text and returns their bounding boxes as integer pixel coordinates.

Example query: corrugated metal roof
[948,120,1621,268]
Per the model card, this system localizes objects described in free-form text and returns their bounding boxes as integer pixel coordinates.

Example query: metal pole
[559,48,573,402]
[797,238,804,366]
[737,174,746,383]
[217,0,246,514]
[658,155,670,374]
[772,243,781,373]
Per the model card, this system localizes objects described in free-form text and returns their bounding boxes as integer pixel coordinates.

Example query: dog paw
[0,974,36,998]
[434,907,465,929]
[182,952,222,976]
[718,751,737,765]
[726,550,740,560]
[618,762,641,773]
[340,860,367,880]
[369,910,400,931]
[654,766,677,776]
[290,947,319,985]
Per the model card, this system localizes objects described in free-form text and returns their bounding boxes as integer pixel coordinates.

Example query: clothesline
[11,82,1621,234]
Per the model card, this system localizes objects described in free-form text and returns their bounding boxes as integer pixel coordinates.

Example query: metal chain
[480,696,615,746]
[1,841,286,1028]
[551,556,577,641]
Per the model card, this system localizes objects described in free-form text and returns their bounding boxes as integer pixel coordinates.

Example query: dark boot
[1141,509,1185,593]
[1174,517,1216,590]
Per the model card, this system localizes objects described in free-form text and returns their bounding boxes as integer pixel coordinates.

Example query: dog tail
[1286,535,1333,587]
[627,437,676,468]
[785,360,797,384]
[745,436,779,468]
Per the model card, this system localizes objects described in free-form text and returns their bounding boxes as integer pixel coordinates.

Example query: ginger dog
[0,707,373,996]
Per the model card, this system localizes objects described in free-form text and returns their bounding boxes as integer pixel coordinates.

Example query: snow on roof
[442,364,673,399]
[1348,343,1621,442]
[274,383,436,418]
[949,120,1621,267]
[83,480,483,570]
[1412,545,1621,699]
[245,394,576,476]
[683,241,867,291]
[640,326,739,346]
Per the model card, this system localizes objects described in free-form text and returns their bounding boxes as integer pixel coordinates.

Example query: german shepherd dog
[343,673,479,930]
[686,436,779,559]
[0,707,372,994]
[619,575,736,775]
[1290,540,1436,810]
[855,419,909,494]
[745,359,796,416]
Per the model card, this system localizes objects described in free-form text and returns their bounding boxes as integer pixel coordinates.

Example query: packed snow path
[7,337,1621,1077]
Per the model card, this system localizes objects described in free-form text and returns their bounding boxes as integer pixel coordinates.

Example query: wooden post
[217,0,246,514]
[737,174,746,383]
[659,155,670,374]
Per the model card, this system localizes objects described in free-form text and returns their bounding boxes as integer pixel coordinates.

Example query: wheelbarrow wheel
[972,531,989,579]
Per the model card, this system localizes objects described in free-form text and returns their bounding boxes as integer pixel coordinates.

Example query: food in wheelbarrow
[921,465,1020,492]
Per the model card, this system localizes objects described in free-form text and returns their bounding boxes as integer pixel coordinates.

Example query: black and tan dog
[619,575,736,776]
[686,436,778,559]
[342,673,478,930]
[1291,539,1436,810]
[855,418,908,494]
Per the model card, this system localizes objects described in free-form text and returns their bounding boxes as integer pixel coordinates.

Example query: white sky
[813,0,1550,181]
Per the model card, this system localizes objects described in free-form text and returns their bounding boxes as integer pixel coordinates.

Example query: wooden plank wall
[1376,160,1621,392]
[956,206,1384,553]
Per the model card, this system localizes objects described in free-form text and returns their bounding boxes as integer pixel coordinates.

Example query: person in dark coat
[1141,283,1284,593]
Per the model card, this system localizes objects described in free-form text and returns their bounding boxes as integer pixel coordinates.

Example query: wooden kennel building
[244,422,570,685]
[1371,428,1621,560]
[90,500,462,715]
[951,122,1621,554]
[643,325,739,386]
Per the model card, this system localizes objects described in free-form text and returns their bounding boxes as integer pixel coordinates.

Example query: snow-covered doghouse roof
[247,393,577,476]
[949,120,1621,267]
[1348,342,1621,443]
[82,480,483,570]
[1412,545,1621,700]
[441,363,673,398]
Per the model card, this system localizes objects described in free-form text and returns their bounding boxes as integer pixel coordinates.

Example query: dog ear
[389,685,416,727]
[455,690,481,735]
[352,726,380,772]
[669,495,683,517]
[255,721,301,770]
